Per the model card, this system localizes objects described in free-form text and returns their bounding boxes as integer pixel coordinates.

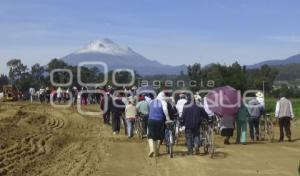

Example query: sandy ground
[0,102,299,176]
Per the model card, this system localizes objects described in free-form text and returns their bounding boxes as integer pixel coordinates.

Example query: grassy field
[265,98,300,118]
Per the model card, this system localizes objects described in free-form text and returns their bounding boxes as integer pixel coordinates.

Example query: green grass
[265,98,300,119]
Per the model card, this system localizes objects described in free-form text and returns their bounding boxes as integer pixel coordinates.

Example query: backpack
[149,99,165,121]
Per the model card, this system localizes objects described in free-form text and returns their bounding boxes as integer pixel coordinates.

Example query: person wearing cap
[125,98,137,138]
[256,91,265,108]
[275,95,294,142]
[136,95,149,136]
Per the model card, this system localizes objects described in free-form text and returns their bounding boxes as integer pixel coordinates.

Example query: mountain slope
[61,39,186,75]
[274,63,300,83]
[248,54,300,69]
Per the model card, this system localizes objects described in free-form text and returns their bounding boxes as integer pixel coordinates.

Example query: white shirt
[203,97,214,117]
[145,96,151,103]
[29,88,35,95]
[176,98,188,117]
[156,92,171,121]
[57,87,62,98]
[275,97,294,118]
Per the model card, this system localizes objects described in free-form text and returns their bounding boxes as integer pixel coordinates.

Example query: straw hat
[256,91,264,98]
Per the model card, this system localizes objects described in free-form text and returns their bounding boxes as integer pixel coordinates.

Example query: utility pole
[263,81,265,96]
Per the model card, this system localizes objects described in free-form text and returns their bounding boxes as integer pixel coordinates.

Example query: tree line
[1,58,300,98]
[2,58,136,92]
[187,62,300,98]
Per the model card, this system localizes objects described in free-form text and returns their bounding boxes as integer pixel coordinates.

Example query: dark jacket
[237,104,250,123]
[248,99,264,118]
[100,94,113,111]
[182,103,209,131]
[112,98,125,115]
[167,102,178,121]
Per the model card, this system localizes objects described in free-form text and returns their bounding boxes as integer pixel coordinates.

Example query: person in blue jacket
[148,91,171,157]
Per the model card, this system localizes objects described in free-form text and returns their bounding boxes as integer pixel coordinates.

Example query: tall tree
[6,59,28,84]
[0,74,9,91]
[31,63,45,86]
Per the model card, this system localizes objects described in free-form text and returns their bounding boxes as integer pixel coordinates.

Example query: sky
[1,0,300,74]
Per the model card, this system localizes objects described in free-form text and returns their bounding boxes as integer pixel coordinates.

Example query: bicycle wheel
[203,131,209,154]
[175,121,180,145]
[266,120,274,142]
[169,132,174,158]
[259,120,266,141]
[135,119,142,139]
[139,121,144,139]
[208,127,215,158]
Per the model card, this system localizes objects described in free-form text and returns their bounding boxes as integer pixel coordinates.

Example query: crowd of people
[96,87,296,157]
[28,85,296,157]
[29,86,105,105]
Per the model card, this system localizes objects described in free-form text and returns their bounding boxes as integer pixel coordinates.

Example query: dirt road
[0,102,299,176]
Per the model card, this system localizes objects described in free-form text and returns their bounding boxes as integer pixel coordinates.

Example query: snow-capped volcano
[75,38,135,56]
[61,38,186,75]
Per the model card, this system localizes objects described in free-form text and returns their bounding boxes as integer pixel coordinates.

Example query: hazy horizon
[1,0,300,74]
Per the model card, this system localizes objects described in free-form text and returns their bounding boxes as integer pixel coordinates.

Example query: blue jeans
[249,118,259,140]
[185,129,200,154]
[126,119,135,137]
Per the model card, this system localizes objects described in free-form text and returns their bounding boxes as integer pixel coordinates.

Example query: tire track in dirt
[35,138,108,176]
[0,133,53,175]
[0,104,68,175]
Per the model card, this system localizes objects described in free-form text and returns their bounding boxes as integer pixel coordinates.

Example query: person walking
[45,87,51,103]
[182,99,209,155]
[71,86,78,105]
[220,115,236,145]
[247,98,264,142]
[236,103,250,145]
[56,87,62,103]
[101,92,113,125]
[81,87,88,105]
[112,93,125,135]
[39,87,45,103]
[176,94,188,119]
[136,95,149,136]
[29,87,35,103]
[148,92,171,157]
[125,99,137,138]
[275,96,294,142]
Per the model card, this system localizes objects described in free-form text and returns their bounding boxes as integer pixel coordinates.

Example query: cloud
[267,35,300,43]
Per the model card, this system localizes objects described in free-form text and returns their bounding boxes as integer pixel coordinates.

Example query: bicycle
[175,116,184,145]
[259,113,274,142]
[200,119,215,158]
[211,115,221,135]
[165,121,176,158]
[134,115,145,140]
